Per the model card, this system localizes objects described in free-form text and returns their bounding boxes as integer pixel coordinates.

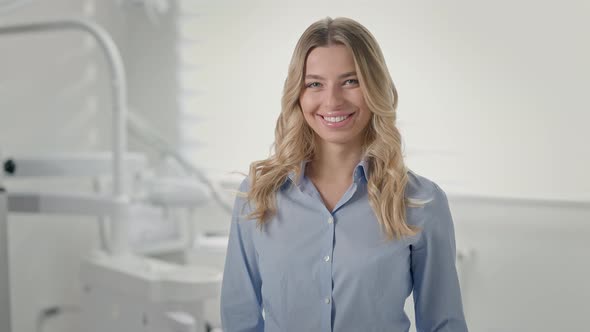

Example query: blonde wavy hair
[243,17,428,240]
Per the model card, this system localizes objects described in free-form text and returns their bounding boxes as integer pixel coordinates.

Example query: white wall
[180,0,589,201]
[449,196,590,331]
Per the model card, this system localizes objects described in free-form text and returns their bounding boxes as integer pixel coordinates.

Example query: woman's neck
[307,142,363,183]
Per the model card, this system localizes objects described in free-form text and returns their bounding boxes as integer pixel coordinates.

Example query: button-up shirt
[220,160,468,332]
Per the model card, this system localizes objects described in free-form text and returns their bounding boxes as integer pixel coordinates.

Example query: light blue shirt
[220,160,468,332]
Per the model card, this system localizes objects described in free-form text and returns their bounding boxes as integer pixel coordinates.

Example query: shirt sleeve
[220,179,264,332]
[411,183,469,332]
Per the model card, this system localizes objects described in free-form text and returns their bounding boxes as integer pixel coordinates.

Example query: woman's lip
[317,112,355,128]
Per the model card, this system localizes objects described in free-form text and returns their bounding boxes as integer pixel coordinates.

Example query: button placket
[320,213,335,330]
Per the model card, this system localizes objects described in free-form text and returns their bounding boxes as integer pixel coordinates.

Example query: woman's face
[299,44,372,147]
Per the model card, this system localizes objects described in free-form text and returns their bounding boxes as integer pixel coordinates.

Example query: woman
[220,17,468,332]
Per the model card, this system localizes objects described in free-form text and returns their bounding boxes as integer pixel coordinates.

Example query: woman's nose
[324,85,344,109]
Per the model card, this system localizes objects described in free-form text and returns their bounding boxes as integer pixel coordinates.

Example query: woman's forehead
[305,45,356,76]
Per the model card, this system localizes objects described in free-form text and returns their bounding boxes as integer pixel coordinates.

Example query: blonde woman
[220,17,468,332]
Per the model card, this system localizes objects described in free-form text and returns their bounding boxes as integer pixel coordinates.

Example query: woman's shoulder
[238,175,251,192]
[404,170,454,244]
[405,169,443,201]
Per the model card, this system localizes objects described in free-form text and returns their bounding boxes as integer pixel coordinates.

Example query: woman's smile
[316,111,356,128]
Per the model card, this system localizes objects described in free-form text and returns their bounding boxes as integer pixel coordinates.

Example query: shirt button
[323,255,330,262]
[324,297,331,304]
[327,216,334,224]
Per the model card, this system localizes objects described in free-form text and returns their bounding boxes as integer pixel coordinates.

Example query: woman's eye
[306,82,321,88]
[344,79,359,85]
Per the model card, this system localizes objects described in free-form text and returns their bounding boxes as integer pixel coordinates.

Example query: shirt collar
[285,160,310,186]
[285,158,369,185]
[355,158,369,182]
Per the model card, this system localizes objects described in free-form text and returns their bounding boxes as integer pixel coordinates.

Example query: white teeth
[323,115,350,123]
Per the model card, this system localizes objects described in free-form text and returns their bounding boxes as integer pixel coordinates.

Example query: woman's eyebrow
[305,72,357,80]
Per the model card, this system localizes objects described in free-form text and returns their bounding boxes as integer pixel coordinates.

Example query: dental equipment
[0,18,131,255]
[2,152,146,178]
[0,17,130,332]
[2,150,221,332]
[0,18,223,332]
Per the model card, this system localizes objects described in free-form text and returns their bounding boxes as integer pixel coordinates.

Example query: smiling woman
[220,17,469,332]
